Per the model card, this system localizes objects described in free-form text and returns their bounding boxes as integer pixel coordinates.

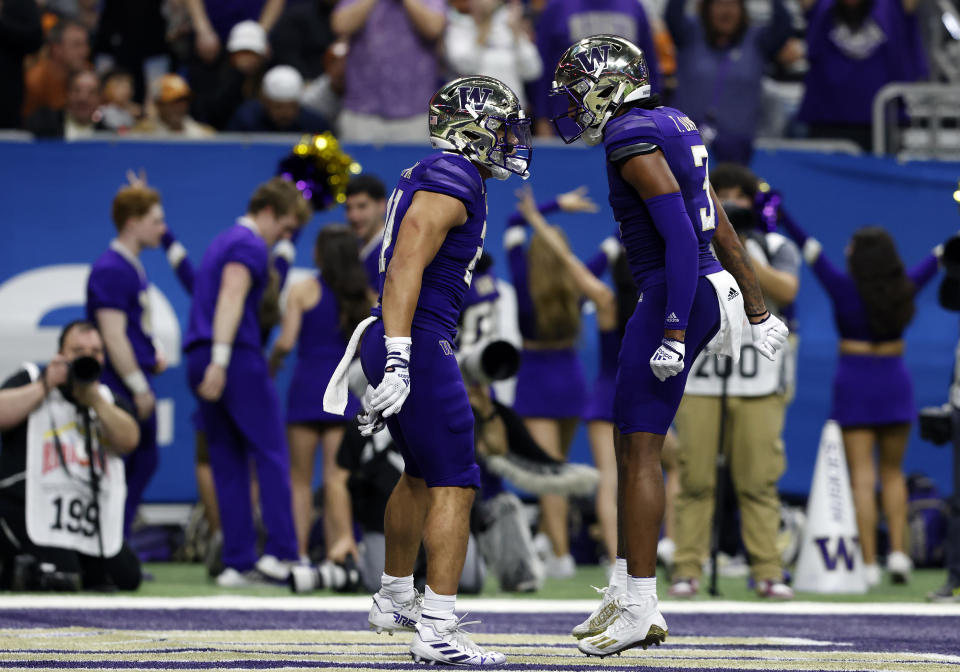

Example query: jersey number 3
[691,145,715,232]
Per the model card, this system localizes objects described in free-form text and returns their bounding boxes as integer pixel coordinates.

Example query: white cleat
[578,597,667,658]
[410,615,506,666]
[571,584,624,639]
[368,590,422,635]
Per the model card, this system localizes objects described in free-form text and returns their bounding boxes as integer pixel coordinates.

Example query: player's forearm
[89,395,140,453]
[211,287,247,348]
[402,0,445,41]
[0,381,45,431]
[162,230,195,293]
[331,0,378,36]
[714,232,767,317]
[101,327,143,380]
[647,193,698,332]
[381,258,423,338]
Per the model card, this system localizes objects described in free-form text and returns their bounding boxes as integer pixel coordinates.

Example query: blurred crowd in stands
[1,0,956,154]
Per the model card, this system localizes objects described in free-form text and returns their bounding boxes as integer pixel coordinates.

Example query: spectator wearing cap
[0,0,43,129]
[26,69,108,139]
[228,65,331,133]
[331,0,445,144]
[189,20,269,130]
[185,0,286,64]
[135,74,216,137]
[23,19,91,121]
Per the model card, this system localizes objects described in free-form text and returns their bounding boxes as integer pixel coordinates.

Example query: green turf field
[133,562,948,602]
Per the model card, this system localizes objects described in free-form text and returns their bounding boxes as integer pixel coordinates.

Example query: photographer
[0,321,141,591]
[671,164,800,599]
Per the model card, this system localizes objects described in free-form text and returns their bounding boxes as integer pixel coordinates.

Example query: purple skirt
[830,354,914,427]
[287,353,359,424]
[512,347,587,419]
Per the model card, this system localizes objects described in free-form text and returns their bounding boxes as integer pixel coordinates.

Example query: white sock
[380,573,415,603]
[609,557,628,592]
[626,575,657,604]
[421,585,456,623]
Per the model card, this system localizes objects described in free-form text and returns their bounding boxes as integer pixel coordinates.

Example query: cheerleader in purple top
[270,226,371,562]
[506,185,599,577]
[778,205,943,585]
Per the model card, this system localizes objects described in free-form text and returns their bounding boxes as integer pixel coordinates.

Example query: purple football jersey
[372,152,487,340]
[184,219,270,351]
[86,242,158,373]
[603,107,723,291]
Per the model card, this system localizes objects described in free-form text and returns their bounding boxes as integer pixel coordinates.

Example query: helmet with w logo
[429,76,532,181]
[550,35,651,146]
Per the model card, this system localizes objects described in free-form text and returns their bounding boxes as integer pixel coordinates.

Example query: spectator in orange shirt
[22,19,90,120]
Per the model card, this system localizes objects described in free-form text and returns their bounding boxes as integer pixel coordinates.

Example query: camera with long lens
[457,340,519,386]
[67,356,102,387]
[289,556,361,593]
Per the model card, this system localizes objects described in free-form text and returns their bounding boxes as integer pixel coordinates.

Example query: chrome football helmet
[429,76,532,181]
[549,35,652,146]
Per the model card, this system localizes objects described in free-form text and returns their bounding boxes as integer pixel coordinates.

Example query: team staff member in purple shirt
[183,177,301,587]
[332,0,445,144]
[86,184,169,538]
[797,0,928,150]
[776,201,943,587]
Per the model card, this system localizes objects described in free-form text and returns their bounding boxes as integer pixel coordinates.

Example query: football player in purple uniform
[549,35,789,655]
[324,75,531,666]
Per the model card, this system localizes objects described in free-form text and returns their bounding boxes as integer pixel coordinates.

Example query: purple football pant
[614,278,721,436]
[186,344,298,571]
[360,321,481,489]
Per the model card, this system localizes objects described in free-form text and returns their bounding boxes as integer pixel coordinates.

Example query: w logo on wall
[575,45,612,72]
[458,87,493,112]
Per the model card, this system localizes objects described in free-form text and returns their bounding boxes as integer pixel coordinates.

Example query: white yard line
[0,595,958,617]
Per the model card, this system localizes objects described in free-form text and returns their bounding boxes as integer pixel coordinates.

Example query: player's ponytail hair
[848,227,916,340]
[528,227,581,341]
[315,225,372,339]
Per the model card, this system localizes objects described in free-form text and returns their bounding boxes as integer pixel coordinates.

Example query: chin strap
[583,82,628,146]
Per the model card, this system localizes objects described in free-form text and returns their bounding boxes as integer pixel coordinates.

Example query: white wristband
[802,238,822,265]
[212,343,232,368]
[123,370,150,396]
[384,336,412,362]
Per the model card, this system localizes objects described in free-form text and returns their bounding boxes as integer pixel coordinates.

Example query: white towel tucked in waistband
[702,269,745,366]
[323,315,378,415]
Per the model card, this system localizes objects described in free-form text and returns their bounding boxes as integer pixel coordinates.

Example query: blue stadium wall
[0,140,957,500]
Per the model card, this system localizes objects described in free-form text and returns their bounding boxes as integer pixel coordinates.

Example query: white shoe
[657,538,676,569]
[578,597,668,657]
[255,555,296,582]
[410,615,506,666]
[545,553,576,579]
[532,533,551,561]
[214,566,284,588]
[887,551,912,584]
[864,563,881,587]
[368,589,422,635]
[571,584,624,639]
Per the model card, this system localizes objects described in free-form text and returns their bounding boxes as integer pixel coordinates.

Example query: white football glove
[750,313,789,361]
[357,384,385,436]
[650,338,685,382]
[370,336,411,417]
